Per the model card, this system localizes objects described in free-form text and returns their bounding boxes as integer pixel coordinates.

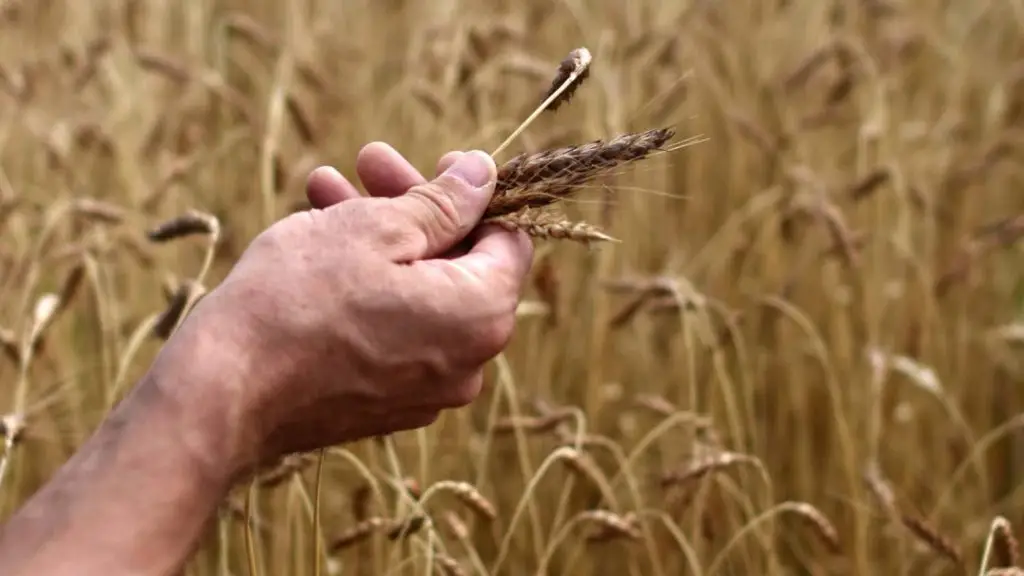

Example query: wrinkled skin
[204,145,534,470]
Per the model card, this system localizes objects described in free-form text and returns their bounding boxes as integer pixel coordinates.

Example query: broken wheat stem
[491,47,592,158]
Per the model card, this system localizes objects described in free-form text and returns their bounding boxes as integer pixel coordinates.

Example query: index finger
[356,142,465,198]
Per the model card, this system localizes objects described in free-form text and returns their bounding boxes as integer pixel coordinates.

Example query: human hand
[169,143,533,475]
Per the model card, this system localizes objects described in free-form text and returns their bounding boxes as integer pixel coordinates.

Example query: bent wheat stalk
[492,47,592,157]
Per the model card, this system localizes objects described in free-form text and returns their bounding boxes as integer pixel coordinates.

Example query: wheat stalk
[492,47,592,157]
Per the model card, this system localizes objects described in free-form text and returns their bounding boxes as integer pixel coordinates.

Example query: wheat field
[1,0,1023,574]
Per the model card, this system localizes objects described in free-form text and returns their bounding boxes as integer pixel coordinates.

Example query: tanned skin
[0,145,533,576]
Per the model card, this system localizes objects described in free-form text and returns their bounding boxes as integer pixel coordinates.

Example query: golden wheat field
[1,0,1024,574]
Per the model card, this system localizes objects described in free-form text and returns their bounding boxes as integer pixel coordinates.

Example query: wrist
[147,294,263,486]
[0,310,256,574]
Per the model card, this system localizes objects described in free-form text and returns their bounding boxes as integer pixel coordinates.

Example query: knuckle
[474,312,516,357]
[367,212,418,249]
[342,199,419,249]
[333,198,378,233]
[445,374,483,408]
[404,183,462,238]
[410,411,440,429]
[389,411,439,434]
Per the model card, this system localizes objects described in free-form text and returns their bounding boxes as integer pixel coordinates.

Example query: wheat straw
[491,46,593,157]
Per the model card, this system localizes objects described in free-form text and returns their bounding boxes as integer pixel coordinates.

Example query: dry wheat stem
[491,46,592,158]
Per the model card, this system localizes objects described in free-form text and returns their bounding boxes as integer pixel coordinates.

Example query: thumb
[388,150,496,259]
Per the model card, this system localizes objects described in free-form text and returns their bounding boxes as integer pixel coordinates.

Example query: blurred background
[1,0,1023,574]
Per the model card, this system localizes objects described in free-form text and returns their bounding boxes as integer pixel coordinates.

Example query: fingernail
[311,165,343,181]
[444,150,495,189]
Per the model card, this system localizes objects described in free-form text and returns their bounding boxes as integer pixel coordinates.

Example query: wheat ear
[488,209,618,244]
[488,127,674,218]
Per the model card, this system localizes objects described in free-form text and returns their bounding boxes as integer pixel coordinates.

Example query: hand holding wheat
[0,45,676,576]
[0,145,533,576]
[198,147,533,470]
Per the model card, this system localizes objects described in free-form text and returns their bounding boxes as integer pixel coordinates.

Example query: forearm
[0,320,245,576]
